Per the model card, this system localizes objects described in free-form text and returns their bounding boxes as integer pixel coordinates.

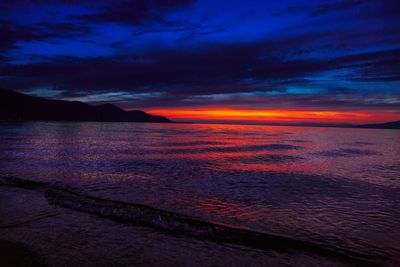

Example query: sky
[1,0,399,124]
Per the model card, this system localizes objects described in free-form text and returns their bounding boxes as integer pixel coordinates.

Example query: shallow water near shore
[0,122,399,266]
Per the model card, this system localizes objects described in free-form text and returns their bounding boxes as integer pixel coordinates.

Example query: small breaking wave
[0,175,46,189]
[0,175,387,264]
[45,188,385,264]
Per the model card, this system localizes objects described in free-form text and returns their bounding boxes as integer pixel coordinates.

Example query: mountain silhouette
[0,89,171,123]
[358,121,400,129]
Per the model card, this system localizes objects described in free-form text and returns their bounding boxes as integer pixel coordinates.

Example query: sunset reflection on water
[0,122,400,265]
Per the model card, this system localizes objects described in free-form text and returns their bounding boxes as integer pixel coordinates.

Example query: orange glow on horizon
[146,107,400,124]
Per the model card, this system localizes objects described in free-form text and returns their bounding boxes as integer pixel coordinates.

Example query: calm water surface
[0,122,399,266]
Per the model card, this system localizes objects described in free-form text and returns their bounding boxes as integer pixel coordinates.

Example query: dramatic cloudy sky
[1,0,399,123]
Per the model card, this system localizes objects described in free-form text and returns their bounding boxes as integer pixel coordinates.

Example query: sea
[0,122,399,266]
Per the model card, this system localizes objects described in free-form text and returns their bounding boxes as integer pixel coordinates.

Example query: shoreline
[0,176,385,265]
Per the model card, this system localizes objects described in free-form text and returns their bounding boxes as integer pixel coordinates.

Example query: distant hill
[0,88,171,123]
[357,121,400,129]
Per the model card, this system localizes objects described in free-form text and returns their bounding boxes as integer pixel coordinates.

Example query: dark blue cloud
[76,0,195,25]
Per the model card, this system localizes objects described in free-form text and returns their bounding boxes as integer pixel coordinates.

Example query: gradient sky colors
[147,108,400,124]
[1,0,399,124]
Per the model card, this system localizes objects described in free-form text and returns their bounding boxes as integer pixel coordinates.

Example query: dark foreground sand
[0,239,49,267]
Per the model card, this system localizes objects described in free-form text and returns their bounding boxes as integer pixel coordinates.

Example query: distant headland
[1,88,399,129]
[0,88,171,123]
[357,120,400,130]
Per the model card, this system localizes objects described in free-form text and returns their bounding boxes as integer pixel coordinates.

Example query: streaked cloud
[0,0,399,123]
